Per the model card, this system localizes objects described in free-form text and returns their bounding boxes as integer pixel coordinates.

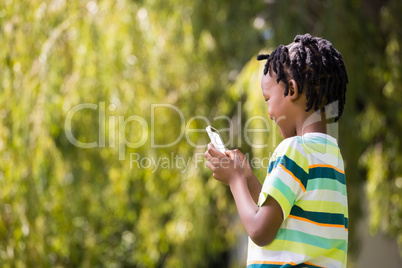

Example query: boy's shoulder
[273,135,305,157]
[276,133,338,151]
[271,135,308,169]
[272,133,341,168]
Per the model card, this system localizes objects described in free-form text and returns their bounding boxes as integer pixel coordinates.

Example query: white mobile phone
[206,126,227,154]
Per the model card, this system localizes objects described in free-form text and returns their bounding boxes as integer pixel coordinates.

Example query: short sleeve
[258,137,309,220]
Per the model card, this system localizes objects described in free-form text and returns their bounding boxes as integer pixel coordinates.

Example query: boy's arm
[228,149,262,204]
[229,173,283,246]
[205,146,283,246]
[246,173,262,205]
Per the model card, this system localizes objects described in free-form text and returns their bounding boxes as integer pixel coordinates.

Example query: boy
[204,34,348,268]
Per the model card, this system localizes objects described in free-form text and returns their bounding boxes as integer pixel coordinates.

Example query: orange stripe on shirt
[279,164,306,192]
[309,164,345,174]
[304,262,325,268]
[247,261,297,265]
[289,215,348,231]
[248,261,324,267]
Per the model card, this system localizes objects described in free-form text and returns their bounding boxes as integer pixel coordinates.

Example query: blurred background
[0,0,401,267]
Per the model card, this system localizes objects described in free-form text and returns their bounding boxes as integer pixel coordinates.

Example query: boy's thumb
[225,150,236,159]
[234,149,245,160]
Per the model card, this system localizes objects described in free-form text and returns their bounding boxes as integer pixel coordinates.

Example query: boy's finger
[204,150,212,160]
[207,157,220,167]
[208,146,226,158]
[238,149,249,162]
[233,149,248,166]
[225,150,236,160]
[235,152,242,162]
[234,149,244,158]
[228,150,243,166]
[205,161,214,170]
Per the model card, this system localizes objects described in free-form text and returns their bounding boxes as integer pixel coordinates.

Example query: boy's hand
[204,143,245,186]
[232,149,254,181]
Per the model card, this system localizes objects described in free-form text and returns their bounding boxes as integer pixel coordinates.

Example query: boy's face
[261,69,299,138]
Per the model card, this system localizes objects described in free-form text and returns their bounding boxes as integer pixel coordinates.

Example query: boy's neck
[296,110,328,136]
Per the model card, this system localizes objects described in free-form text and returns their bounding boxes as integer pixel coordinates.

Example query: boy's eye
[265,98,269,102]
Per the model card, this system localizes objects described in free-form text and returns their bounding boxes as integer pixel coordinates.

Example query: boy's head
[257,34,348,122]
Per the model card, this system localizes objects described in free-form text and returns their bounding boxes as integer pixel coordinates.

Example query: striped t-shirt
[247,133,348,268]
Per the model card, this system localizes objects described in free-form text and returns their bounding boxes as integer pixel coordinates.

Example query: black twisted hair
[257,34,348,121]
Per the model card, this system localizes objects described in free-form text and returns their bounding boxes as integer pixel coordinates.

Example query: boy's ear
[287,79,300,102]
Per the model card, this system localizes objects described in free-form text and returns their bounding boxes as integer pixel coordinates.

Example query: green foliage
[0,0,265,267]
